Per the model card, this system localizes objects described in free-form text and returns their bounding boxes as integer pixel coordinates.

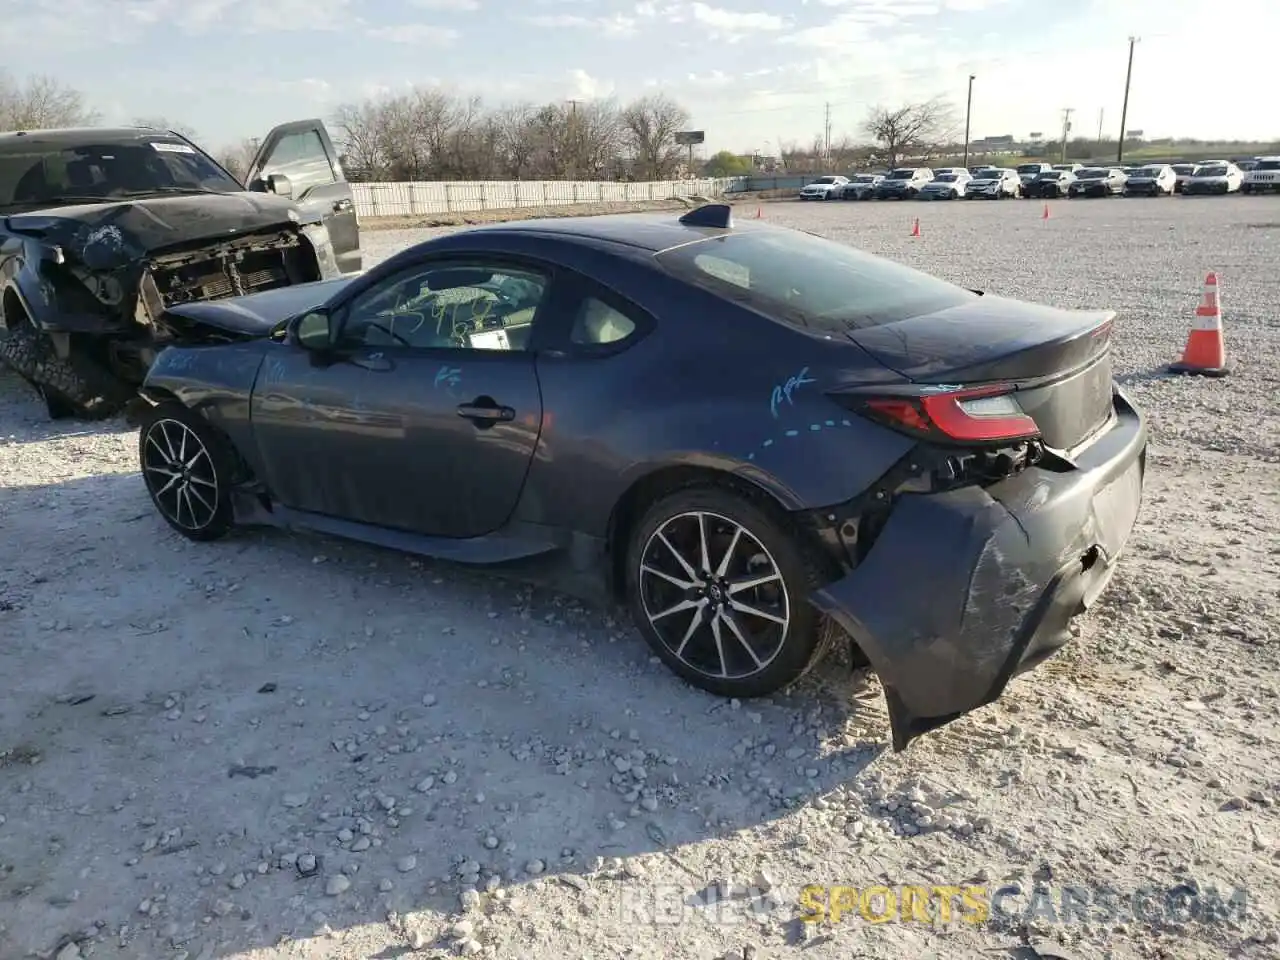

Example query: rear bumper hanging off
[810,391,1148,751]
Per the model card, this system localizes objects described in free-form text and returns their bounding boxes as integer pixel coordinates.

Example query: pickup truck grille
[148,229,306,308]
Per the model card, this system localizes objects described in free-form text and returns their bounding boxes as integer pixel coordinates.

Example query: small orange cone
[1169,272,1230,377]
[1042,203,1050,220]
[910,217,920,237]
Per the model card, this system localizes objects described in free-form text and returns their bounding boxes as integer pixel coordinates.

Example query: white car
[917,171,972,200]
[1242,156,1280,194]
[836,173,883,199]
[1123,164,1177,196]
[798,176,849,200]
[963,167,1021,199]
[1183,161,1243,195]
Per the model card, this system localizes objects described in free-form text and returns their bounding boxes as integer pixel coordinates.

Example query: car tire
[624,485,837,698]
[0,318,130,420]
[137,401,238,542]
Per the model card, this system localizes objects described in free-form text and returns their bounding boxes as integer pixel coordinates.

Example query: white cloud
[364,23,460,44]
[689,3,786,38]
[523,12,639,35]
[567,69,615,101]
[409,0,479,9]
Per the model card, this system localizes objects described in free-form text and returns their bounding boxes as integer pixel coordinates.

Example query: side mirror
[292,309,334,351]
[267,173,293,198]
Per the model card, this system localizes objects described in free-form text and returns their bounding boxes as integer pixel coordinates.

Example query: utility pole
[823,102,831,163]
[1060,107,1074,164]
[1117,36,1138,163]
[1097,108,1104,143]
[963,74,975,169]
[566,99,580,118]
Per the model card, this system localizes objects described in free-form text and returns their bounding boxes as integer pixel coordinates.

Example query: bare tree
[326,84,697,183]
[0,72,99,131]
[861,98,956,169]
[215,139,260,181]
[132,116,198,139]
[620,94,689,180]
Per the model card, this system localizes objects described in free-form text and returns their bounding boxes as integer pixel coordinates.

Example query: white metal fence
[350,177,747,219]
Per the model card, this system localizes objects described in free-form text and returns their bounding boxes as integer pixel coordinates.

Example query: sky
[1,0,1277,156]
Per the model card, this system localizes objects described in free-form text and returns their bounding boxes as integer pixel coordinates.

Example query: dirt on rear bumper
[810,390,1148,751]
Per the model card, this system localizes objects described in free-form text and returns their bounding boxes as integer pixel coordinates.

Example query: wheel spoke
[187,483,215,516]
[153,472,181,496]
[188,474,216,490]
[177,424,188,463]
[656,531,699,582]
[649,597,701,621]
[673,606,704,659]
[730,599,787,625]
[728,572,781,595]
[641,563,696,590]
[696,513,711,574]
[718,608,765,670]
[709,614,729,677]
[714,526,743,579]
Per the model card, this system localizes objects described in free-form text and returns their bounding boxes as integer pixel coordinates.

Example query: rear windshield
[1038,171,1062,179]
[0,136,241,210]
[973,169,1001,178]
[1017,164,1045,174]
[933,173,958,182]
[1172,165,1195,173]
[1136,167,1163,176]
[812,177,838,184]
[887,169,914,179]
[1078,169,1107,178]
[1196,165,1227,176]
[653,231,974,332]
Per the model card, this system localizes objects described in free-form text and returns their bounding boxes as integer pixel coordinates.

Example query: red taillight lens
[858,385,1040,444]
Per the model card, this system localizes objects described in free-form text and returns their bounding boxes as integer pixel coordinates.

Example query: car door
[246,120,361,275]
[248,254,555,538]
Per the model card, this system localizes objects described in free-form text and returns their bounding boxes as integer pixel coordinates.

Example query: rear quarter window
[654,231,975,332]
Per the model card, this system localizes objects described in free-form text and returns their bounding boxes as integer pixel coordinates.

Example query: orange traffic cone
[755,206,762,219]
[1042,203,1050,220]
[910,217,920,237]
[1169,272,1230,377]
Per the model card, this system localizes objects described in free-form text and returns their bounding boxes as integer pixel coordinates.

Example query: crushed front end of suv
[0,122,362,419]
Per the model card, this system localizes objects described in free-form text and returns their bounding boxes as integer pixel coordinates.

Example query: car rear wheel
[137,402,237,542]
[625,486,835,698]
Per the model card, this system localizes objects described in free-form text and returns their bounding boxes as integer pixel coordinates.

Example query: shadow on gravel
[1,470,895,960]
[0,367,135,445]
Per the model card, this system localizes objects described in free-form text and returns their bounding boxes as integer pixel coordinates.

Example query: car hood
[163,277,356,337]
[4,192,311,269]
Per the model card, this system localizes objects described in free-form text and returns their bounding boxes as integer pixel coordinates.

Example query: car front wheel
[625,486,835,698]
[138,402,237,542]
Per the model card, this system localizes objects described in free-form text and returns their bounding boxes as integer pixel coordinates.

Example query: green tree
[703,150,751,177]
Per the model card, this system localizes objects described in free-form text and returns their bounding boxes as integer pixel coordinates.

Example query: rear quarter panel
[495,241,916,534]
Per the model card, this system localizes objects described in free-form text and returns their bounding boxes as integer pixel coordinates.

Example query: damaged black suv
[0,120,362,418]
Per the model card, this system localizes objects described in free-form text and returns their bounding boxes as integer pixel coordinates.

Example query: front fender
[2,247,121,335]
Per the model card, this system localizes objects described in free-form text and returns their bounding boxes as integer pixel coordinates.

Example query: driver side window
[338,261,551,352]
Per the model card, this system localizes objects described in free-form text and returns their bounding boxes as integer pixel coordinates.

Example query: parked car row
[797,156,1280,203]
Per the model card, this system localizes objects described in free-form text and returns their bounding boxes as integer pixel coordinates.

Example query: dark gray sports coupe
[128,204,1148,750]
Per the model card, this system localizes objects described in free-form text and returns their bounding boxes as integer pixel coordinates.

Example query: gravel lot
[2,195,1278,960]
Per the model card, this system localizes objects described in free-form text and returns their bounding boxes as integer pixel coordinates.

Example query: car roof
[452,210,772,254]
[0,127,180,152]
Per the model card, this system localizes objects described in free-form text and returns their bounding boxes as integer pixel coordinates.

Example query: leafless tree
[132,116,198,140]
[0,72,99,131]
[327,85,693,183]
[620,93,689,180]
[861,98,957,169]
[215,139,260,181]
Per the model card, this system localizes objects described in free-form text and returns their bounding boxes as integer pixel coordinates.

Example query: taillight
[853,385,1040,444]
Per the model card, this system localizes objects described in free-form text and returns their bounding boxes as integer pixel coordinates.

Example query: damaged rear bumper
[810,389,1148,751]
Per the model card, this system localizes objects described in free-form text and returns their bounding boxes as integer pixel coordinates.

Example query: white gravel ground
[2,195,1278,960]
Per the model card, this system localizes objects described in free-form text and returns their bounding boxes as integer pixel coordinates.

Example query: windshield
[1078,169,1107,179]
[1172,165,1195,174]
[1257,159,1280,170]
[932,174,958,182]
[1196,165,1227,177]
[0,136,241,210]
[974,169,1001,179]
[1136,167,1163,177]
[853,175,877,182]
[1038,171,1062,180]
[653,230,974,332]
[1017,164,1044,174]
[888,169,914,179]
[812,177,838,184]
